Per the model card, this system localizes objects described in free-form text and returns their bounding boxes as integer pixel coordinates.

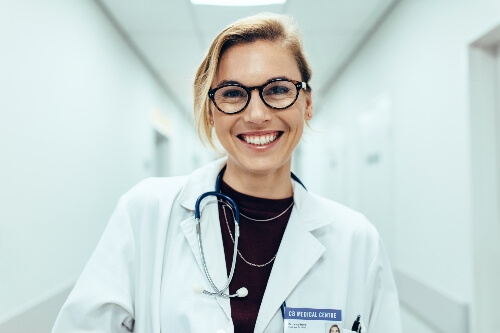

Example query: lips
[238,131,282,146]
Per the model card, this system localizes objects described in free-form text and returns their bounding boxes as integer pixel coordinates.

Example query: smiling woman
[208,39,312,193]
[52,12,402,333]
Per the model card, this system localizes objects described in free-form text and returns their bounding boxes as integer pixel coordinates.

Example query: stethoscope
[193,166,306,299]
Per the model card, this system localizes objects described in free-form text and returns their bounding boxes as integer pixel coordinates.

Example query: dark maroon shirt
[218,180,293,333]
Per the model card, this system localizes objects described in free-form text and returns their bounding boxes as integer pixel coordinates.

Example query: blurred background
[1,0,499,332]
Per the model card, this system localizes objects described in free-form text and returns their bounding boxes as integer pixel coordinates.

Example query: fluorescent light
[191,0,286,6]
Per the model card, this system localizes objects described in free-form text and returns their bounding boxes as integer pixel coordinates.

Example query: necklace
[239,201,294,222]
[220,200,294,268]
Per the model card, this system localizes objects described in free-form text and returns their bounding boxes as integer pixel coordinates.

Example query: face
[210,40,313,179]
[330,326,340,333]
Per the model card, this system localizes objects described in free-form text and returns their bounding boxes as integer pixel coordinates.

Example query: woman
[53,13,401,333]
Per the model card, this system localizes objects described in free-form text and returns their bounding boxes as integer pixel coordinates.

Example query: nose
[242,89,272,124]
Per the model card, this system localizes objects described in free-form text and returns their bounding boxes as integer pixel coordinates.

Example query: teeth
[243,133,278,145]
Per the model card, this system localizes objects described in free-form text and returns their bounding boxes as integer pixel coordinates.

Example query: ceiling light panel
[191,0,286,6]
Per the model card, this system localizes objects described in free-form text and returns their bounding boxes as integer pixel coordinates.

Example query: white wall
[0,0,207,325]
[298,1,500,332]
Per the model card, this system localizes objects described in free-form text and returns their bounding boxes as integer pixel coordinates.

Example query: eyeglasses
[208,78,308,114]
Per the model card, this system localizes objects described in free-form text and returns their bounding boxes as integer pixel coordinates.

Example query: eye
[263,81,296,100]
[216,87,247,100]
[267,85,290,95]
[222,89,245,98]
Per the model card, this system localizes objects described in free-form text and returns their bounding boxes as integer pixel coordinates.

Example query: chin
[235,155,291,175]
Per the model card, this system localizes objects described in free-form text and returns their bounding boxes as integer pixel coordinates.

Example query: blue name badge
[284,307,342,332]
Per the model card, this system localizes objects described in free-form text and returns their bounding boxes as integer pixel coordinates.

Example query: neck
[222,162,293,199]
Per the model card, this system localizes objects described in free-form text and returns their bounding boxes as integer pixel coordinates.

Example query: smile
[239,132,281,146]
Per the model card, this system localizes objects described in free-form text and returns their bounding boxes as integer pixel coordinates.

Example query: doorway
[469,24,500,332]
[154,131,170,177]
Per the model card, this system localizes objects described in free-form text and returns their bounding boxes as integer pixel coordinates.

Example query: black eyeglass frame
[208,78,308,115]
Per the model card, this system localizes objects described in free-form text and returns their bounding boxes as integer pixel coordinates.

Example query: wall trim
[0,279,74,331]
[394,269,469,333]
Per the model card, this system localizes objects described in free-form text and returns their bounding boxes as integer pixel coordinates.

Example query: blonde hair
[193,12,312,149]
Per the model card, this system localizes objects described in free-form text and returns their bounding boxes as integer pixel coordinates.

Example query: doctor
[53,13,401,333]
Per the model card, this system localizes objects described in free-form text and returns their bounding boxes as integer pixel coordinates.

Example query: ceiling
[97,0,398,115]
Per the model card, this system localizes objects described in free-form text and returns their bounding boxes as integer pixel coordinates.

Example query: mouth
[238,131,282,146]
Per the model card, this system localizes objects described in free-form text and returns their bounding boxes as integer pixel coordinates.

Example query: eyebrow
[215,76,292,88]
[216,79,240,87]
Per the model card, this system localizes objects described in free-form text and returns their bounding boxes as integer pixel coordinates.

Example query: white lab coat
[52,158,402,333]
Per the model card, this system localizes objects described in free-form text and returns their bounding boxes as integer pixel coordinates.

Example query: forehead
[214,40,300,85]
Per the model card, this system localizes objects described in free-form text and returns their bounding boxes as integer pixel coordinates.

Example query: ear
[304,91,313,120]
[209,110,214,127]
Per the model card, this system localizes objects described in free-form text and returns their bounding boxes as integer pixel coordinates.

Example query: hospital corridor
[1,0,500,332]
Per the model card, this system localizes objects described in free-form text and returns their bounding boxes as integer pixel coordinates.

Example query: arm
[364,238,402,332]
[52,196,135,332]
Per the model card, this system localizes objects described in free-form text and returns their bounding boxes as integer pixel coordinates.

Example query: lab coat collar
[290,178,336,231]
[178,157,228,212]
[178,157,335,231]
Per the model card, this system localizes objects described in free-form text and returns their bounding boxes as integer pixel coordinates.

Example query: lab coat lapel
[178,158,231,320]
[180,201,231,319]
[254,185,327,333]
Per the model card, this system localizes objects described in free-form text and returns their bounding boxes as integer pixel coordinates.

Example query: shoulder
[306,194,384,272]
[322,194,375,232]
[116,175,189,215]
[299,187,378,235]
[116,157,226,211]
[124,175,188,200]
[303,191,380,247]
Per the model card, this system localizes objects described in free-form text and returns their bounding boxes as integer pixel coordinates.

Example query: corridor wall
[0,0,208,329]
[298,1,500,332]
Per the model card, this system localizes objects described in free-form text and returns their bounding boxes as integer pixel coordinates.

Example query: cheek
[291,109,307,128]
[213,116,235,137]
[291,101,307,121]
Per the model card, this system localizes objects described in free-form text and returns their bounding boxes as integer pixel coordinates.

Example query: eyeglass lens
[213,80,299,114]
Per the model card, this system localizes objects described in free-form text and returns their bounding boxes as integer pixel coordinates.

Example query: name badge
[283,307,342,332]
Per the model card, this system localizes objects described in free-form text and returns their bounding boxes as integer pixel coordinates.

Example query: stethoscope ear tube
[194,191,240,224]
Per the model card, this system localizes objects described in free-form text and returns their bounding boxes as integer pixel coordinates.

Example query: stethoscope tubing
[194,166,306,299]
[195,191,240,298]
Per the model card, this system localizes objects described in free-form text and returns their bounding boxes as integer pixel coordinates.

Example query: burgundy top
[218,180,293,333]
